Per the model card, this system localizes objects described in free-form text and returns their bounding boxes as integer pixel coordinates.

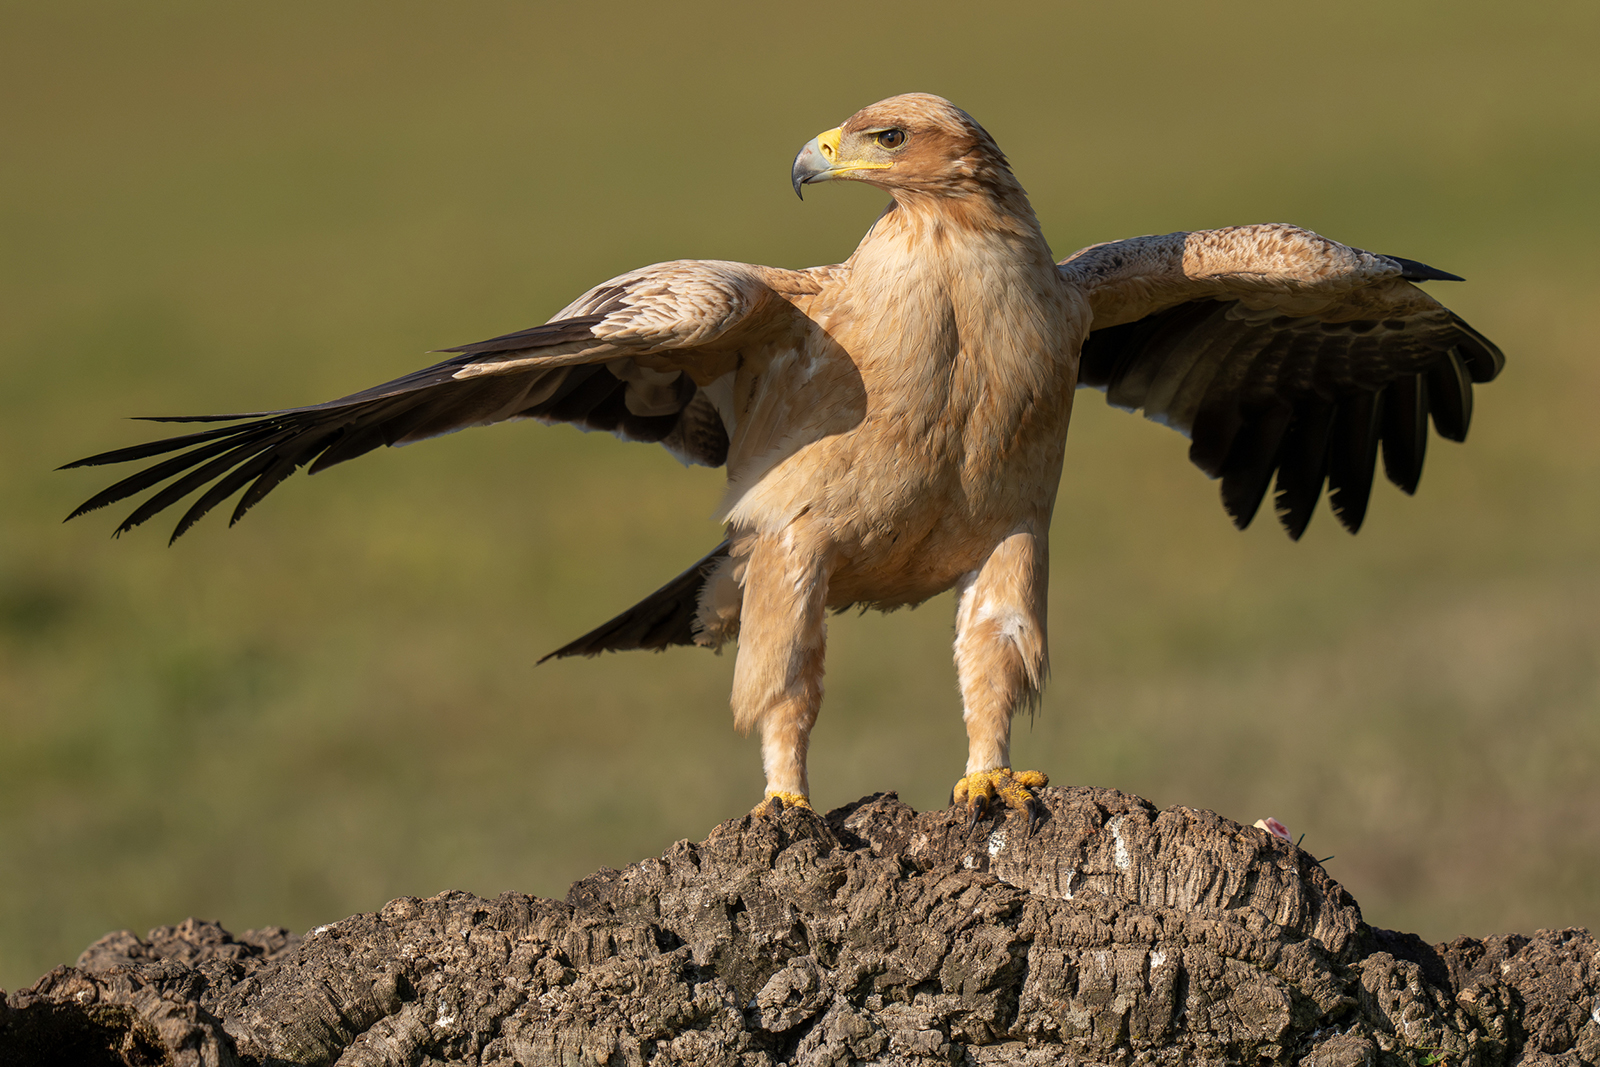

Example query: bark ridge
[4,788,1596,1066]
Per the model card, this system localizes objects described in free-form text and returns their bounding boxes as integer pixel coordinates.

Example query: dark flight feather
[1380,374,1429,495]
[1220,402,1293,529]
[1080,271,1504,537]
[1427,350,1473,442]
[1326,389,1384,534]
[63,311,729,540]
[1387,256,1465,282]
[436,315,608,357]
[540,541,730,661]
[118,430,298,537]
[65,424,281,521]
[60,421,262,470]
[1273,399,1337,540]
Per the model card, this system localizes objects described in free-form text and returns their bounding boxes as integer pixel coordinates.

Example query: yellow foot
[951,768,1049,831]
[754,791,813,815]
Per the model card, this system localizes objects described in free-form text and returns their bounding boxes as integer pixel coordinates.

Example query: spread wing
[1061,224,1505,538]
[63,260,819,542]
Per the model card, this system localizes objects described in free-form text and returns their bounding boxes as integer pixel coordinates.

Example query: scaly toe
[1012,770,1048,791]
[951,768,1049,829]
[755,790,813,815]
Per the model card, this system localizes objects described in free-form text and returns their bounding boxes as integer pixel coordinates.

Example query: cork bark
[4,788,1597,1066]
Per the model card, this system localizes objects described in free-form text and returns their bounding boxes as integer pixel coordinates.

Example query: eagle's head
[791,93,1013,201]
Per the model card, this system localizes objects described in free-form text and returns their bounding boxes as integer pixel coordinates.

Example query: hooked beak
[790,127,843,200]
[791,125,895,199]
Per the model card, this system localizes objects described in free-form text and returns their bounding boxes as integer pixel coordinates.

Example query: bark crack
[6,788,1596,1067]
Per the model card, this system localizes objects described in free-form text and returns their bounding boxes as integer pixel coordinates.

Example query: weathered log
[4,788,1597,1066]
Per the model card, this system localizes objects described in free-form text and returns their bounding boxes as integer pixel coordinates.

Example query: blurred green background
[3,1,1597,990]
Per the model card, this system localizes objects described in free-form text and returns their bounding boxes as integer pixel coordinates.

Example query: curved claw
[951,768,1049,831]
[1025,795,1047,834]
[966,790,991,830]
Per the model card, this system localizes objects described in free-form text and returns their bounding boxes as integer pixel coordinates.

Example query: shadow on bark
[4,788,1596,1066]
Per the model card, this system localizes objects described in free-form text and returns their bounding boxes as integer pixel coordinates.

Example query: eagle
[65,94,1505,825]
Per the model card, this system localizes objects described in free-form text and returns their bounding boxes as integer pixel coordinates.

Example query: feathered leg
[950,528,1050,828]
[729,523,834,810]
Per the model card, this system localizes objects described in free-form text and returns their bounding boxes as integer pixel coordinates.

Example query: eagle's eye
[874,129,907,150]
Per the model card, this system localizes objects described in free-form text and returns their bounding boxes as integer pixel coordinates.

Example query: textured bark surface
[5,788,1597,1066]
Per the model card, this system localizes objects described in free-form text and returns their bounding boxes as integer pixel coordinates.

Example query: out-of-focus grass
[2,0,1597,989]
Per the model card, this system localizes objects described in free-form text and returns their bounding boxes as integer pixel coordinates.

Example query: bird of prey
[65,94,1505,824]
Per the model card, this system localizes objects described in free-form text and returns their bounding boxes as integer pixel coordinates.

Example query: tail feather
[538,540,730,662]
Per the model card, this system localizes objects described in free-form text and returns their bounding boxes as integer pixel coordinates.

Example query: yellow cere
[816,127,842,162]
[815,125,893,173]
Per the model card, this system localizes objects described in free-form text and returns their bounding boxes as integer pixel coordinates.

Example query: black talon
[1025,796,1046,834]
[966,793,990,830]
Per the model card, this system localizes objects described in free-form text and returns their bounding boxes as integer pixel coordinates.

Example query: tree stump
[4,788,1596,1066]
